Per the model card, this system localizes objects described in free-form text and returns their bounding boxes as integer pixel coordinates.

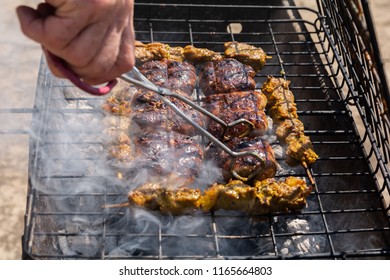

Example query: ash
[278,218,327,255]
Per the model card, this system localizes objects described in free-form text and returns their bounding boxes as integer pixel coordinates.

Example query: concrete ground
[0,0,389,259]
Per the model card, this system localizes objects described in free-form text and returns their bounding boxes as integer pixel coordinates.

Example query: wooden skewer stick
[102,202,130,209]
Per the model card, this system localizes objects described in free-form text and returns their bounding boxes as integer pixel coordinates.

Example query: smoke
[25,55,390,259]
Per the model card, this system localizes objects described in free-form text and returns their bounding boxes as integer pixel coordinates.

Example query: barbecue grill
[19,0,390,259]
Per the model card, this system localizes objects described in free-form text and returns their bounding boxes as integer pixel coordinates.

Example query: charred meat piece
[128,183,202,215]
[183,45,223,64]
[224,41,271,72]
[199,59,256,96]
[138,59,197,95]
[203,90,268,139]
[131,90,205,136]
[208,136,277,182]
[261,76,318,166]
[200,177,310,214]
[134,41,184,64]
[203,90,267,114]
[134,130,204,181]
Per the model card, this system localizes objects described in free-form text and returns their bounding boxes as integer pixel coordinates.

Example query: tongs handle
[46,51,117,96]
[121,68,265,182]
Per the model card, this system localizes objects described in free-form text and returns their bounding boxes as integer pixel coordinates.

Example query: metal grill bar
[22,1,390,260]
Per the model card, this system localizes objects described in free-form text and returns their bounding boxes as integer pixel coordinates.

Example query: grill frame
[22,0,390,259]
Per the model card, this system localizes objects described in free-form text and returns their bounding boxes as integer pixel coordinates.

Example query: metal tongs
[48,52,265,181]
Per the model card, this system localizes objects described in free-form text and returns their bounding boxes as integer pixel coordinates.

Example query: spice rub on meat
[199,58,256,96]
[135,41,185,64]
[128,183,202,215]
[182,45,224,64]
[262,76,318,166]
[199,177,310,214]
[203,90,268,139]
[127,176,310,215]
[224,41,271,72]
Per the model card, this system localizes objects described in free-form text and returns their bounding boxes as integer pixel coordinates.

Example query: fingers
[17,0,136,86]
[36,3,55,17]
[16,6,45,44]
[42,48,66,79]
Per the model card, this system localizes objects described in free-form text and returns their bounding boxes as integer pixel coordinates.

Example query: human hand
[16,0,135,85]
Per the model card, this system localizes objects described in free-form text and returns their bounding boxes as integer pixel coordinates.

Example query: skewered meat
[135,41,184,64]
[285,132,318,167]
[135,41,271,72]
[134,129,204,181]
[128,183,202,215]
[182,45,223,63]
[217,136,277,182]
[224,41,271,72]
[203,90,268,139]
[262,76,318,166]
[275,118,304,141]
[200,177,310,214]
[131,90,205,136]
[262,77,298,121]
[138,59,197,96]
[108,141,134,163]
[127,176,310,215]
[262,77,294,107]
[102,79,134,116]
[199,58,256,96]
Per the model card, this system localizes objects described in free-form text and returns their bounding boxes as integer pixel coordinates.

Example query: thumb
[16,5,45,44]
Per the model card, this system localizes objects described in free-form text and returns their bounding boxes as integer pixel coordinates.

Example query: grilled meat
[275,118,304,143]
[138,59,197,96]
[199,59,256,96]
[262,77,298,121]
[261,76,318,166]
[222,136,277,182]
[224,41,271,72]
[285,132,318,166]
[103,95,132,116]
[268,100,299,122]
[182,45,223,64]
[128,183,202,215]
[131,90,205,136]
[133,59,203,135]
[102,80,134,116]
[108,142,134,163]
[134,129,204,181]
[207,136,277,182]
[262,77,294,107]
[135,41,184,64]
[203,90,268,139]
[135,41,271,71]
[127,176,310,215]
[200,177,310,214]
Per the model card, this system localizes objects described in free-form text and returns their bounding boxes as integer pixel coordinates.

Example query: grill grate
[22,1,390,259]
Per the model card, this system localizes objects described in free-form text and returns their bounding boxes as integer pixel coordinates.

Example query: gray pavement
[0,0,389,259]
